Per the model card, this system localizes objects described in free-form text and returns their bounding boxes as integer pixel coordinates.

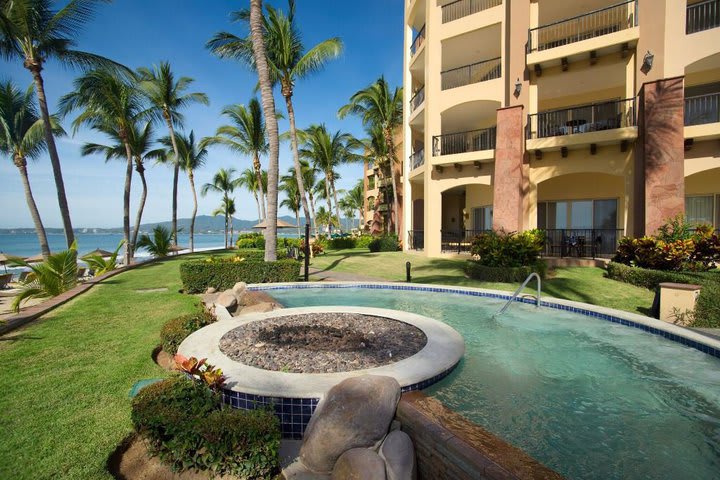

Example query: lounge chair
[0,273,12,289]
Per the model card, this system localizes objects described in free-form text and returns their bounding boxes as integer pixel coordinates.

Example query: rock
[200,292,219,308]
[389,420,401,432]
[205,287,217,294]
[238,302,276,315]
[216,290,238,313]
[214,305,233,322]
[283,460,331,480]
[379,431,416,480]
[299,375,400,474]
[232,282,249,304]
[332,449,386,480]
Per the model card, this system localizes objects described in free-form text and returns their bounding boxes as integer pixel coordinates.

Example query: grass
[310,249,655,314]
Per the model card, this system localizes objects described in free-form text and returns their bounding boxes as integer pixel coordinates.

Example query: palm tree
[82,121,156,254]
[237,167,264,220]
[81,240,124,277]
[137,226,173,258]
[355,124,391,232]
[200,100,267,220]
[201,167,239,248]
[0,0,127,248]
[58,69,144,265]
[280,169,302,237]
[137,62,209,245]
[299,159,319,236]
[338,77,403,234]
[174,131,206,253]
[340,180,365,229]
[315,206,338,235]
[0,80,64,258]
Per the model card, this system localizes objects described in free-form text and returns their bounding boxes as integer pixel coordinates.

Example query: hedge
[132,377,280,478]
[180,258,301,293]
[160,310,216,355]
[464,261,547,283]
[369,235,400,252]
[327,237,356,249]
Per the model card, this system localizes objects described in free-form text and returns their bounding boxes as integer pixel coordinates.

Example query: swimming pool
[259,283,720,480]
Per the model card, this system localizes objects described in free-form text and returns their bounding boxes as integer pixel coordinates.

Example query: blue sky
[0,0,403,228]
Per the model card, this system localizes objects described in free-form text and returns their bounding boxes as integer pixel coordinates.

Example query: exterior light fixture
[514,78,522,97]
[641,50,654,74]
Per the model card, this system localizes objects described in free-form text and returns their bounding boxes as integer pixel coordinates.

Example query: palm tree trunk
[230,217,234,247]
[164,116,182,245]
[330,177,342,233]
[15,155,50,257]
[122,142,134,265]
[131,159,148,256]
[224,210,229,249]
[384,128,400,235]
[250,0,279,262]
[189,171,198,252]
[253,192,261,221]
[295,210,301,238]
[283,92,312,226]
[27,65,75,248]
[308,191,319,237]
[252,153,267,220]
[324,175,333,234]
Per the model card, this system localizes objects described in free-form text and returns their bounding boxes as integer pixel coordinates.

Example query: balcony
[409,87,425,114]
[441,57,501,90]
[410,25,426,57]
[410,148,425,170]
[685,93,720,126]
[687,0,720,34]
[441,0,502,24]
[433,126,496,156]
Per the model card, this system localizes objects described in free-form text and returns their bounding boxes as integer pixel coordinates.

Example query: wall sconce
[514,78,522,97]
[641,50,654,74]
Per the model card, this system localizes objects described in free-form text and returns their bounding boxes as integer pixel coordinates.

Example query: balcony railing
[410,149,425,170]
[409,87,425,113]
[410,25,426,57]
[408,230,424,250]
[433,126,496,156]
[540,229,623,258]
[441,229,489,253]
[685,93,720,126]
[528,0,637,53]
[687,0,720,34]
[441,57,501,90]
[442,0,502,24]
[527,98,636,140]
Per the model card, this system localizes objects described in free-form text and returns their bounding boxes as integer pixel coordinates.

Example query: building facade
[402,0,720,257]
[363,130,405,235]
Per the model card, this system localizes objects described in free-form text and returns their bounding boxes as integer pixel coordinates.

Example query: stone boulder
[216,290,238,313]
[200,292,219,308]
[379,431,416,480]
[232,282,248,304]
[299,375,401,474]
[332,449,386,480]
[205,287,217,294]
[237,302,277,316]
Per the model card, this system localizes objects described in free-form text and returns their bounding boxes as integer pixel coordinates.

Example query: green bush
[180,258,301,293]
[355,235,374,249]
[470,230,545,268]
[160,310,216,355]
[464,261,547,282]
[281,237,302,249]
[694,282,720,328]
[235,233,265,250]
[368,234,400,252]
[132,377,280,478]
[328,237,357,249]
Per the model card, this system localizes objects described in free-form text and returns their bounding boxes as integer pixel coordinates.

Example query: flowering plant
[174,354,226,391]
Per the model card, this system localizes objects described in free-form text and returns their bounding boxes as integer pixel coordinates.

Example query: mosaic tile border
[249,283,720,359]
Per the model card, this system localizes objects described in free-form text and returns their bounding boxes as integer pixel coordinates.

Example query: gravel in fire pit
[219,313,427,373]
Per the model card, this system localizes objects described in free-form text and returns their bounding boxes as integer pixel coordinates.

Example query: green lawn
[310,249,654,314]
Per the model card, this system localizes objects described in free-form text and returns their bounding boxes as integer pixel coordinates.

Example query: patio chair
[0,273,13,289]
[17,271,30,283]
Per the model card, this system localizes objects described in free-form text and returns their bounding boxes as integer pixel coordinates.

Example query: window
[368,175,375,190]
[472,206,493,231]
[685,195,717,227]
[537,199,617,230]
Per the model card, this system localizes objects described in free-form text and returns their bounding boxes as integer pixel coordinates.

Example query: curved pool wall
[251,282,720,358]
[178,306,465,439]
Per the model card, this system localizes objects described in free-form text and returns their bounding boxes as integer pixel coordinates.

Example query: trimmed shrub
[132,376,280,478]
[160,310,216,355]
[368,234,400,252]
[464,261,547,282]
[180,258,301,293]
[470,229,545,268]
[694,282,720,328]
[327,237,356,249]
[355,235,374,249]
[235,233,265,250]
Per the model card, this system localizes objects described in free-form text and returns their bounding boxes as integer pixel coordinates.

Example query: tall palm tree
[315,206,338,235]
[201,167,239,248]
[339,77,403,234]
[211,196,236,248]
[298,159,319,236]
[237,167,263,220]
[355,124,392,232]
[137,62,209,245]
[174,131,206,253]
[0,81,64,258]
[340,180,365,229]
[0,0,127,248]
[280,169,301,237]
[59,69,144,265]
[200,100,267,220]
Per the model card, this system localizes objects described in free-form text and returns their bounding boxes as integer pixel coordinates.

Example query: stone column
[493,105,527,232]
[637,76,685,235]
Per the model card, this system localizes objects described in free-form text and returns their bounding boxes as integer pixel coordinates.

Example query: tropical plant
[8,241,78,312]
[211,196,237,248]
[200,100,268,221]
[0,80,64,258]
[237,167,264,221]
[137,62,209,245]
[339,180,364,229]
[202,167,239,248]
[315,206,338,234]
[280,168,302,237]
[298,159,319,236]
[59,69,145,265]
[81,240,124,276]
[354,125,391,231]
[339,77,403,234]
[0,0,128,248]
[174,131,206,252]
[136,225,173,258]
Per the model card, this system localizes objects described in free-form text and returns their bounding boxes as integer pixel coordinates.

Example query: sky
[0,0,404,229]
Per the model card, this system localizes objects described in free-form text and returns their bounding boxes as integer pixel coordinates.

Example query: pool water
[266,286,720,480]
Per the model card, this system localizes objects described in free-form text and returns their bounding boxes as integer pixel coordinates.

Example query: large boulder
[237,302,277,316]
[332,449,386,480]
[232,282,248,304]
[300,375,400,474]
[379,431,416,480]
[215,290,238,313]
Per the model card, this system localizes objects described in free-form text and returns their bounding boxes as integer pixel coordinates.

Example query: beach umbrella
[82,248,114,258]
[24,253,45,263]
[0,253,9,273]
[251,218,297,229]
[168,245,188,255]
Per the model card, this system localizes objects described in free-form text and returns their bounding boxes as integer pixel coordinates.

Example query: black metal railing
[408,230,424,250]
[410,25,426,56]
[441,57,501,90]
[442,0,502,24]
[687,0,720,34]
[410,148,425,170]
[441,229,489,253]
[685,92,720,126]
[528,0,637,53]
[540,229,623,258]
[410,87,425,113]
[433,126,496,156]
[527,98,635,139]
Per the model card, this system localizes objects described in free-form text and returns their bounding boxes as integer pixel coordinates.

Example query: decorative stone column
[493,105,527,232]
[637,76,685,235]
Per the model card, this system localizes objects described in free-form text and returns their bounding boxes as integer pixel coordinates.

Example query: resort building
[363,130,405,234]
[402,0,720,257]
